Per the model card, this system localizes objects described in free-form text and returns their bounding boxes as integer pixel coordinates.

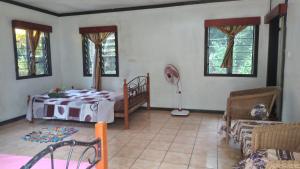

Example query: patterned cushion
[266,149,300,161]
[235,149,300,169]
[229,120,283,157]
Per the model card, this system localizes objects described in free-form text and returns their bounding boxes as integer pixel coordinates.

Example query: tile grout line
[109,121,149,164]
[157,117,184,169]
[129,114,171,169]
[187,116,203,169]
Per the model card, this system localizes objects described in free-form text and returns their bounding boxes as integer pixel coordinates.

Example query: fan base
[171,109,190,116]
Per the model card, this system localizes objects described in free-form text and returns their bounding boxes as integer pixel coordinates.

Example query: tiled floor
[0,110,241,169]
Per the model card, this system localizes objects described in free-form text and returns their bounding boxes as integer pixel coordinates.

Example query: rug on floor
[23,127,78,143]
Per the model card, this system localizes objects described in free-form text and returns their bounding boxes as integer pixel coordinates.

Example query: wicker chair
[252,123,300,169]
[225,86,280,140]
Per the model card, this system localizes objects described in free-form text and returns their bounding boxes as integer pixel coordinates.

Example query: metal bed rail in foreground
[21,122,108,169]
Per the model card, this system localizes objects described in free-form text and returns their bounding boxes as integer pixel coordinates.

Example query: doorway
[266,9,287,120]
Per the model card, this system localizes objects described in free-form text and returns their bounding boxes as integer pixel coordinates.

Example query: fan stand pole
[178,91,182,111]
[171,81,189,116]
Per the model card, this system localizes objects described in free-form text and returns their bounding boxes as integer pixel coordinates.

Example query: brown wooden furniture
[114,73,150,129]
[225,86,280,140]
[27,74,150,129]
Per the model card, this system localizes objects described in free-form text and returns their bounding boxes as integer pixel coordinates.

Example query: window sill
[16,74,52,80]
[83,74,119,77]
[204,73,257,77]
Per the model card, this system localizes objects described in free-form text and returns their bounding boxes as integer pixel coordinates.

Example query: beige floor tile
[159,128,178,135]
[147,141,171,151]
[134,133,156,140]
[181,124,199,131]
[109,157,136,169]
[163,152,191,165]
[177,130,197,137]
[159,162,188,169]
[126,139,151,149]
[183,118,202,125]
[139,149,166,162]
[192,148,217,158]
[0,110,242,169]
[130,159,160,169]
[162,123,181,130]
[188,167,214,169]
[189,154,218,169]
[153,134,175,143]
[169,143,194,154]
[115,146,144,159]
[173,136,195,145]
[195,143,218,150]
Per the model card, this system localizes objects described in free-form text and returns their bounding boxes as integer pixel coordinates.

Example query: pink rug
[0,154,94,169]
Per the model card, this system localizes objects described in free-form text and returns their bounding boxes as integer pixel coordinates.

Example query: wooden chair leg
[147,99,151,110]
[124,116,129,129]
[226,117,231,143]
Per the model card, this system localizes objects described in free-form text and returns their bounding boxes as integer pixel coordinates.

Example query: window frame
[204,18,260,77]
[80,26,119,77]
[12,20,52,80]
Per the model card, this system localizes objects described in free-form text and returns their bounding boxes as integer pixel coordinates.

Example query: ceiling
[9,0,210,14]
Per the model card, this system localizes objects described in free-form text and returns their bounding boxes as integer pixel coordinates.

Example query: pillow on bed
[48,88,68,98]
[48,92,66,98]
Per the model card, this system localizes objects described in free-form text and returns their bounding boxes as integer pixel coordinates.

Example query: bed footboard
[123,73,150,129]
[21,122,108,169]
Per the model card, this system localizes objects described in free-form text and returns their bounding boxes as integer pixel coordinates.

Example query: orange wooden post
[123,79,129,129]
[146,73,151,110]
[95,122,108,169]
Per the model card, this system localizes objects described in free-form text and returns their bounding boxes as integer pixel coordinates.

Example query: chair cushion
[229,120,283,156]
[235,149,300,169]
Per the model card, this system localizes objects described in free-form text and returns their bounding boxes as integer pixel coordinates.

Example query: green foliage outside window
[206,26,257,76]
[83,33,118,76]
[14,28,51,79]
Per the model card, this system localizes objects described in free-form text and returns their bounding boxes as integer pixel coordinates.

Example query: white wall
[59,0,270,111]
[282,0,300,122]
[271,0,285,8]
[0,2,62,122]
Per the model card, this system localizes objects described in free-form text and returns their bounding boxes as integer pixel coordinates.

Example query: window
[204,17,260,77]
[12,20,52,79]
[81,26,119,77]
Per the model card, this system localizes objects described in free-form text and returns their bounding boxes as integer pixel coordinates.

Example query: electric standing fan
[164,64,190,116]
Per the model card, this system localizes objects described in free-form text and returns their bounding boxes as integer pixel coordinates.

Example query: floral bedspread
[26,89,123,123]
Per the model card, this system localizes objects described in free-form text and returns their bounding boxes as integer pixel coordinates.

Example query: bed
[27,74,150,129]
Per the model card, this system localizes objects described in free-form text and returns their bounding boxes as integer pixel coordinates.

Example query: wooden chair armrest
[230,86,280,97]
[229,92,276,101]
[252,123,300,152]
[266,160,300,169]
